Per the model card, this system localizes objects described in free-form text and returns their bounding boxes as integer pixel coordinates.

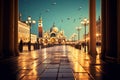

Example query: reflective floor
[0,45,120,80]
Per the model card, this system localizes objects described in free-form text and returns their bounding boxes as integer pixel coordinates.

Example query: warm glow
[18,21,30,43]
[26,21,28,24]
[96,33,99,37]
[76,26,82,30]
[26,16,36,24]
[81,18,89,25]
[32,20,36,24]
[43,48,47,59]
[86,37,90,41]
[81,21,85,24]
[28,16,31,20]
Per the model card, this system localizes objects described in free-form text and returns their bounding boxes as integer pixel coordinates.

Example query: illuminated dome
[50,23,59,32]
[52,27,58,32]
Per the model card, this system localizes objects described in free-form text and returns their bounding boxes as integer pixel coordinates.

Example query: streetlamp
[76,26,82,49]
[72,33,77,42]
[26,16,36,51]
[81,18,89,52]
[76,26,82,42]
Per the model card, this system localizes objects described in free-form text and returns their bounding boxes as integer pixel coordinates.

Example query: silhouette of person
[28,41,31,51]
[19,39,23,52]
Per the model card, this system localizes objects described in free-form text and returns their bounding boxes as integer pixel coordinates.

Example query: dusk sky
[19,0,101,40]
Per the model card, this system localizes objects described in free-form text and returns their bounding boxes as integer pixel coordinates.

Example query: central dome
[50,23,58,32]
[52,27,58,32]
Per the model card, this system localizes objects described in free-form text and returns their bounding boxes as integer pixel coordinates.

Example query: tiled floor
[0,45,120,80]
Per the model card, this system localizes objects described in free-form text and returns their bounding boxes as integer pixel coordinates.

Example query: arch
[51,33,56,37]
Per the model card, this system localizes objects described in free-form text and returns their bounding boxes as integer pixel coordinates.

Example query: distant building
[40,23,66,45]
[18,20,37,43]
[31,34,37,43]
[18,20,29,43]
[38,17,43,38]
[96,16,101,43]
[82,16,101,43]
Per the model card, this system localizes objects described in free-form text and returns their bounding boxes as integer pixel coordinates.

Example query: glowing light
[43,48,47,59]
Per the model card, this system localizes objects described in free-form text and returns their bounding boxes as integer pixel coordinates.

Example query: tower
[38,17,43,38]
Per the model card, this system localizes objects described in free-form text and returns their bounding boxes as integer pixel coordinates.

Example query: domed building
[50,23,58,37]
[50,23,58,33]
[40,23,66,46]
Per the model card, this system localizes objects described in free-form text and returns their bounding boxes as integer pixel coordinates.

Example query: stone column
[89,0,97,56]
[117,0,120,63]
[0,0,3,58]
[0,0,19,58]
[105,0,110,59]
[14,0,19,56]
[101,0,107,60]
[2,0,15,57]
[105,0,117,62]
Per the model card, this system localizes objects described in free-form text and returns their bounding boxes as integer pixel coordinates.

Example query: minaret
[38,17,43,38]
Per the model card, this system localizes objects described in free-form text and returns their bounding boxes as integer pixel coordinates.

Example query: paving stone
[0,46,111,80]
[40,73,57,77]
[59,69,73,73]
[44,68,58,73]
[47,64,59,69]
[59,65,71,69]
[38,77,56,80]
[58,73,74,78]
[57,78,75,80]
[21,75,38,80]
[74,73,93,80]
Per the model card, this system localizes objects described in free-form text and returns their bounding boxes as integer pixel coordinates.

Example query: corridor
[0,45,120,80]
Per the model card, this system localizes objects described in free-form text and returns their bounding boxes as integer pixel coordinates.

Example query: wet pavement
[0,45,120,80]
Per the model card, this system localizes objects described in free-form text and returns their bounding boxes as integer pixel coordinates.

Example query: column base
[88,50,97,57]
[14,49,19,56]
[2,50,19,59]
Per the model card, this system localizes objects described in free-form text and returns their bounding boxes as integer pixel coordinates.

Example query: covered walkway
[0,45,119,80]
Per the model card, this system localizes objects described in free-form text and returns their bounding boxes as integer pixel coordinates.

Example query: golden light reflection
[30,51,38,59]
[22,75,38,80]
[95,55,101,64]
[43,48,47,59]
[72,62,86,72]
[63,45,66,55]
[75,73,90,80]
[19,61,32,69]
[31,69,38,76]
[32,61,38,68]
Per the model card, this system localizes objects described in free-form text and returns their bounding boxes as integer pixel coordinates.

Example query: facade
[18,20,29,43]
[18,20,37,43]
[40,23,66,45]
[31,34,37,43]
[37,17,66,45]
[96,16,101,43]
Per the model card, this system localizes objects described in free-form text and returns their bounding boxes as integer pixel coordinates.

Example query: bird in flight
[51,2,56,5]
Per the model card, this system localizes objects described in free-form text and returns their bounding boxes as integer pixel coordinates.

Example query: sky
[19,0,101,40]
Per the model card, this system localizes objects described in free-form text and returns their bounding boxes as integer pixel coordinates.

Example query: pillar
[101,0,118,63]
[117,0,120,63]
[2,0,14,57]
[0,0,3,58]
[0,0,19,58]
[14,0,19,56]
[105,0,117,62]
[89,0,97,56]
[101,0,107,60]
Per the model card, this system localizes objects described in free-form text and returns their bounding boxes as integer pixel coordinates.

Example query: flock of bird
[41,2,83,23]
